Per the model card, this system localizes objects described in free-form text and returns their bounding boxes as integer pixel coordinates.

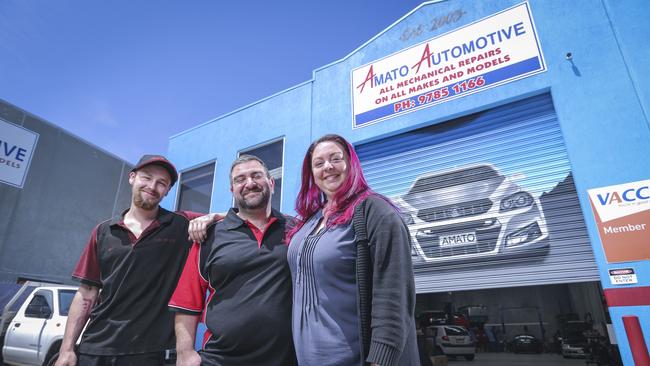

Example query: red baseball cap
[131,155,178,186]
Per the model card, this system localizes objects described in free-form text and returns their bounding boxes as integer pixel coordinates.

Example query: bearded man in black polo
[56,155,201,366]
[169,155,296,366]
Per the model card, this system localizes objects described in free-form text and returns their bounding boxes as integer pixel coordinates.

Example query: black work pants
[77,352,165,366]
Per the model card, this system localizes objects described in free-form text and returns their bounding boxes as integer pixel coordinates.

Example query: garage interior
[415,282,623,365]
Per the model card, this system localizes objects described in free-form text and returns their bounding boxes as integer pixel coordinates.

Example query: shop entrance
[415,282,623,365]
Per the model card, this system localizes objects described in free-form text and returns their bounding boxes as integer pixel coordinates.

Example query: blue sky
[0,0,427,164]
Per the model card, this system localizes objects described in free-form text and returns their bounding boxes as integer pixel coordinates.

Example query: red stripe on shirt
[169,242,208,313]
[244,217,278,248]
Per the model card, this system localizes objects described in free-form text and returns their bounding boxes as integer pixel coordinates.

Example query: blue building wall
[166,82,313,213]
[164,1,650,364]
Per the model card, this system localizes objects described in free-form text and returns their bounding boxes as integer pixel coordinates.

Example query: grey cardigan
[354,195,420,366]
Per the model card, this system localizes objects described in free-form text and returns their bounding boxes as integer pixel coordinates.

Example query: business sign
[351,2,546,128]
[588,179,650,263]
[0,118,39,188]
[608,268,638,285]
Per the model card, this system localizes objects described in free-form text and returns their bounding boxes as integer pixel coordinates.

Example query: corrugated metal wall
[0,99,133,284]
[357,93,598,293]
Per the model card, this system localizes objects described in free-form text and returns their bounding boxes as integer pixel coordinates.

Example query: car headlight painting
[500,191,534,212]
[505,222,543,247]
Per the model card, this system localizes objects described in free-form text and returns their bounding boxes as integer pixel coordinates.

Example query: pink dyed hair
[286,134,374,243]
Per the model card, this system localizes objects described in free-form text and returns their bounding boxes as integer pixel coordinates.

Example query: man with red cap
[56,155,202,366]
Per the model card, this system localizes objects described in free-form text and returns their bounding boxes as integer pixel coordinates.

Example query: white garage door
[356,93,599,293]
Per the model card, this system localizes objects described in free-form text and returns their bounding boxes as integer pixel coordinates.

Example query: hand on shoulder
[188,212,225,243]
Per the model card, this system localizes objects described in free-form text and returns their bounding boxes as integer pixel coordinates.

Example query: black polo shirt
[72,207,193,355]
[169,208,296,366]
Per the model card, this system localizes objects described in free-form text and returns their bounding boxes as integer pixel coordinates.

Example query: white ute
[2,284,77,366]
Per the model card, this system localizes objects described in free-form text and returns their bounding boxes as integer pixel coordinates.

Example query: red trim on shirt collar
[116,218,161,245]
[244,217,278,248]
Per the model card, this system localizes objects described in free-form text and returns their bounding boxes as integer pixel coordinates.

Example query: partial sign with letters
[588,179,650,263]
[351,2,546,128]
[0,118,39,188]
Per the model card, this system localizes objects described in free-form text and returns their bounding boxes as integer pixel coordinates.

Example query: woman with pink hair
[287,134,420,366]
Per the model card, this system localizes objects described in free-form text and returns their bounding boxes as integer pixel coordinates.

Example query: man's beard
[133,189,160,211]
[236,186,270,210]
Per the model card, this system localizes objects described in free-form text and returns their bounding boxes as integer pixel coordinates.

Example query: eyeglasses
[312,154,345,170]
[232,172,267,185]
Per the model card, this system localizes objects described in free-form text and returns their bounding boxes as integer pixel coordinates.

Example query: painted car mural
[395,163,549,265]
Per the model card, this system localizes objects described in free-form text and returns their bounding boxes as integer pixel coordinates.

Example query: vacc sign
[588,179,650,263]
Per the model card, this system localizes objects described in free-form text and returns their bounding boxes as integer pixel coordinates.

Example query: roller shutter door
[356,93,598,293]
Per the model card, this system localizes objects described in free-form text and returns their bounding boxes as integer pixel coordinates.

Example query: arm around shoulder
[187,212,225,243]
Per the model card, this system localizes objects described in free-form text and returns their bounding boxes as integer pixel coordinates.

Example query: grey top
[287,209,361,366]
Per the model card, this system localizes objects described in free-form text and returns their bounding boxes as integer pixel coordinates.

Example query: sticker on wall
[0,118,39,188]
[608,268,638,285]
[588,179,650,263]
[351,1,546,128]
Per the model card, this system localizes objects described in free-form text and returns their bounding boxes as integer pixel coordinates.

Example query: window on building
[239,139,284,211]
[177,162,215,213]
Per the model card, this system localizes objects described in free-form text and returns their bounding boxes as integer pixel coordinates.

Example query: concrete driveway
[446,352,588,366]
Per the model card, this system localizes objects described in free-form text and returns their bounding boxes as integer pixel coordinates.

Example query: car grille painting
[416,199,493,222]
